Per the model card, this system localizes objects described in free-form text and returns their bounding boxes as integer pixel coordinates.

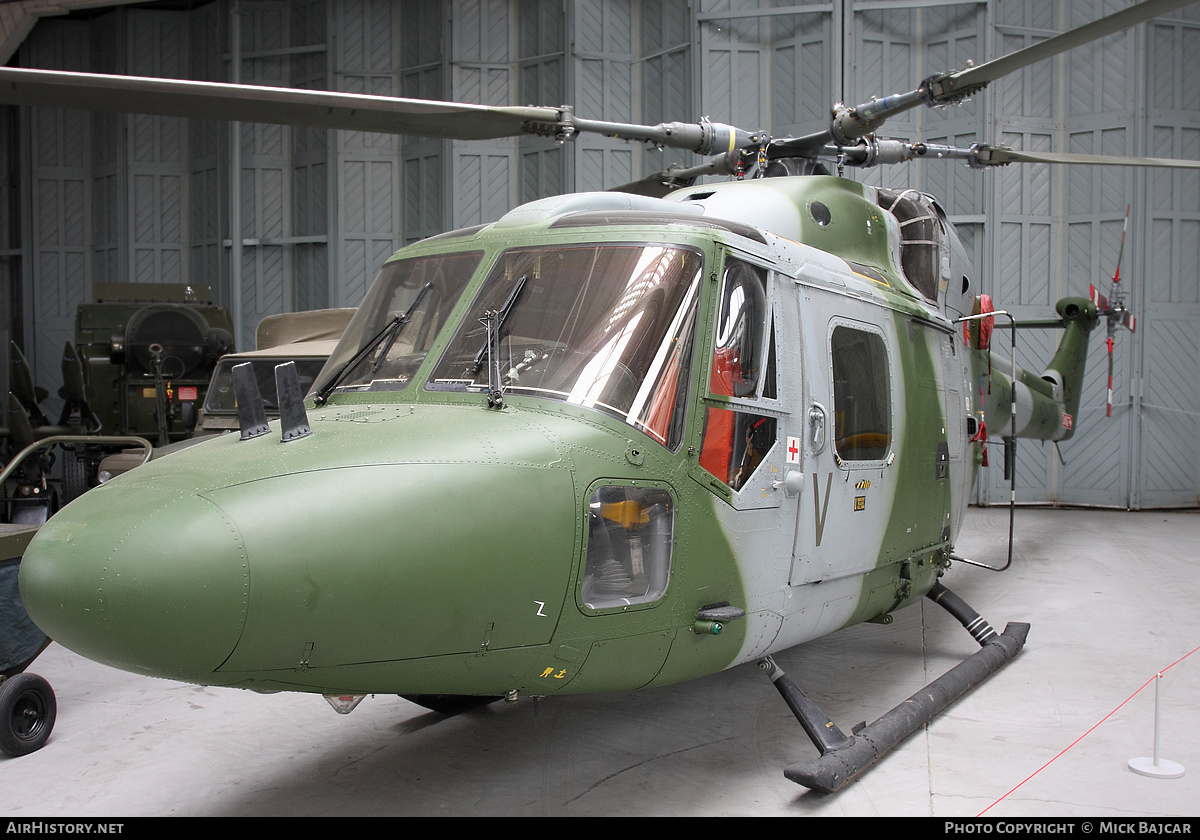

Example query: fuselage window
[699,258,778,490]
[830,326,891,462]
[582,484,674,610]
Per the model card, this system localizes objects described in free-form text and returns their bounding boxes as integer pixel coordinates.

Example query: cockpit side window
[698,258,778,490]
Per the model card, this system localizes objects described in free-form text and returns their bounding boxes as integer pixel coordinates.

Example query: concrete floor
[2,506,1198,817]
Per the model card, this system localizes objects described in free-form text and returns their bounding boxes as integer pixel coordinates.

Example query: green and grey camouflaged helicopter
[10,0,1200,792]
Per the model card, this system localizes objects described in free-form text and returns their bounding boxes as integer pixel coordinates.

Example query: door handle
[808,402,827,455]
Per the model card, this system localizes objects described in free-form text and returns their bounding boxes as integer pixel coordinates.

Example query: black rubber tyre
[0,673,56,757]
[401,694,502,716]
[61,446,90,504]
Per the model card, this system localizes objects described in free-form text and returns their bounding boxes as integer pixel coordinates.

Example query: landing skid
[761,582,1029,794]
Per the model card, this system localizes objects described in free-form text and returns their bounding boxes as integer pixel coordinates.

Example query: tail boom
[972,296,1101,443]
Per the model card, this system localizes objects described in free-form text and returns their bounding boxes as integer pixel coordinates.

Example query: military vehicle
[61,282,233,495]
[6,0,1199,791]
[194,308,353,437]
[95,308,352,482]
[74,282,234,442]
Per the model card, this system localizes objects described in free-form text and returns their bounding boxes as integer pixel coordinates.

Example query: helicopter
[7,0,1200,793]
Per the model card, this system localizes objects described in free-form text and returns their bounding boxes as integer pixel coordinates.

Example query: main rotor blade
[0,67,562,139]
[776,0,1198,158]
[938,0,1197,101]
[972,146,1200,169]
[775,137,1200,171]
[0,67,768,159]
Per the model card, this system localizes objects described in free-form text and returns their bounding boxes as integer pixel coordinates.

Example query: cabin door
[790,308,898,589]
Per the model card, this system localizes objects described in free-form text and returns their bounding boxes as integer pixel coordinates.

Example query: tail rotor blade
[1111,205,1130,296]
[1097,206,1138,419]
[1106,339,1114,418]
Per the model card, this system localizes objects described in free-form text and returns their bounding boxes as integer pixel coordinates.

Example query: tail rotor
[1089,205,1138,418]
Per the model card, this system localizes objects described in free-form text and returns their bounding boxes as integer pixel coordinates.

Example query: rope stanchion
[978,645,1199,816]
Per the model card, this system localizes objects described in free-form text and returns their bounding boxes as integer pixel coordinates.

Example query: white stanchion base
[1128,756,1185,779]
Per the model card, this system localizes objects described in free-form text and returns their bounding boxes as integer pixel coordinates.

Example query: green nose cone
[19,482,249,682]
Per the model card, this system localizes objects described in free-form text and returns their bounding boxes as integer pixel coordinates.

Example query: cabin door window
[830,326,891,462]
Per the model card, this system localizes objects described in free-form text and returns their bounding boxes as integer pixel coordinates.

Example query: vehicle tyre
[0,673,57,757]
[401,694,502,715]
[61,446,90,504]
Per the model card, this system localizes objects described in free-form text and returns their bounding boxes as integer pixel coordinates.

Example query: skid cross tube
[765,584,1028,794]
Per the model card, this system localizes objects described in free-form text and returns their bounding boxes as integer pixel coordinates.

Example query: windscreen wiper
[470,274,528,409]
[471,274,528,374]
[313,282,433,405]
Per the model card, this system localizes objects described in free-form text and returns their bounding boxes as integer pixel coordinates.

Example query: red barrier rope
[978,644,1200,816]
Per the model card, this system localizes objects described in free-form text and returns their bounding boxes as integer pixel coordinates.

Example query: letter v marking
[813,472,833,547]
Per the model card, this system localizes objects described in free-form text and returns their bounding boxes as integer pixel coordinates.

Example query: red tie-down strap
[971,419,989,467]
[963,294,995,350]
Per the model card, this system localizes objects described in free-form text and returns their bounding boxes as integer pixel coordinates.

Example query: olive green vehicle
[194,308,353,437]
[59,282,233,502]
[9,0,1199,790]
[74,282,234,444]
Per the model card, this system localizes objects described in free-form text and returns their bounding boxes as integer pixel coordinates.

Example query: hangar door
[6,0,1199,508]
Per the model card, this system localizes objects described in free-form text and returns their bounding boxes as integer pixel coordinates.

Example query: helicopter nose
[18,484,249,682]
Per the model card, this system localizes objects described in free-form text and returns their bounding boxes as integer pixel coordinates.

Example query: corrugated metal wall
[4,0,1199,507]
